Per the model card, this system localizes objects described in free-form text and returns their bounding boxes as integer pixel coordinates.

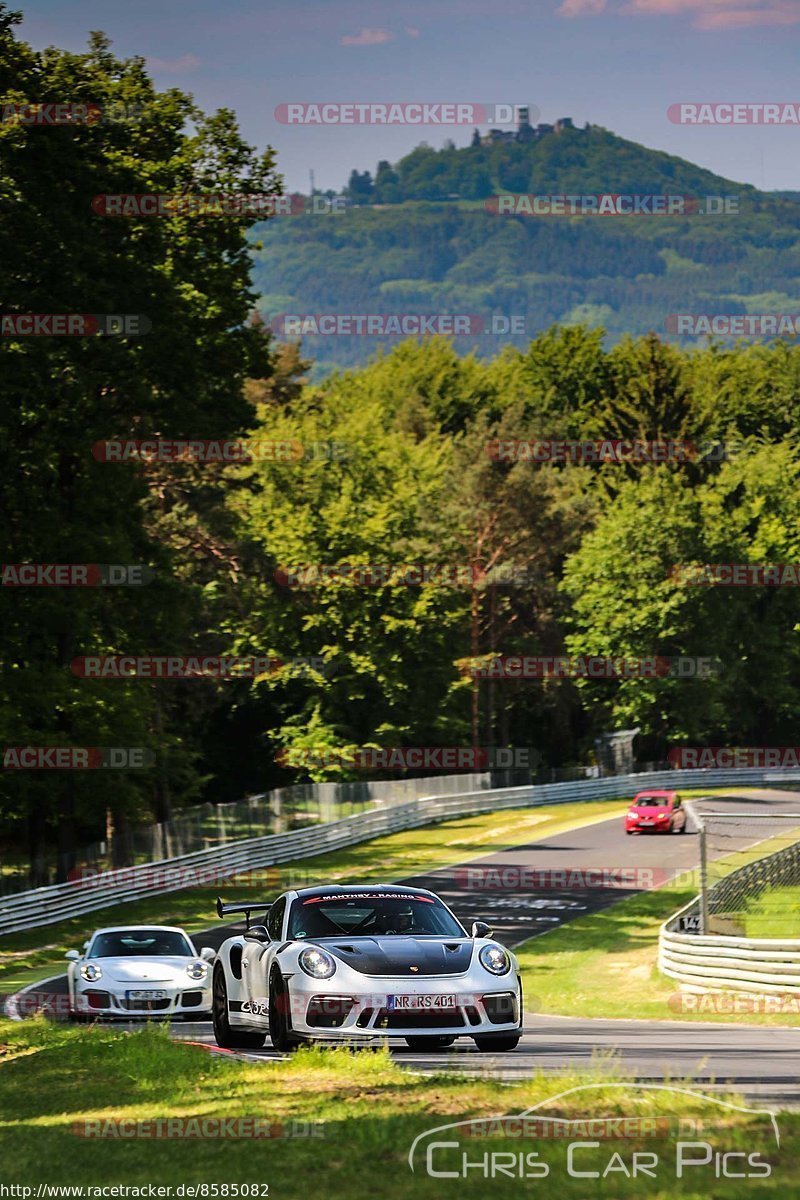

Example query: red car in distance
[625,790,687,834]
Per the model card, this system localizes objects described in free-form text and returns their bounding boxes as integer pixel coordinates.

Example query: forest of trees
[343,125,757,205]
[3,7,800,880]
[252,128,800,374]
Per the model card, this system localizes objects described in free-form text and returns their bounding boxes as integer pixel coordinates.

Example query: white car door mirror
[199,947,216,962]
[471,921,492,938]
[65,950,80,961]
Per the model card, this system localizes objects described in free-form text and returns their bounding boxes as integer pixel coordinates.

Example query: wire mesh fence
[0,759,674,896]
[698,811,800,936]
[0,765,541,895]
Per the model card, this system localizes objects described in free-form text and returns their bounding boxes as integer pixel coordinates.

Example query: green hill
[250,125,800,376]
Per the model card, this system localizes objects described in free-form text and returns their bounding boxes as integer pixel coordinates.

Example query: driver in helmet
[388,904,415,934]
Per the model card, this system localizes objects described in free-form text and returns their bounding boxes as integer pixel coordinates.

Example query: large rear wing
[216,896,272,930]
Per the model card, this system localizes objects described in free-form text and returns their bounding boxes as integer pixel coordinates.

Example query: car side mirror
[471,920,492,938]
[244,925,270,943]
[199,947,216,962]
[65,950,80,961]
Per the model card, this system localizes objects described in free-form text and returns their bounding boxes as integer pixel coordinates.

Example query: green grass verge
[743,886,800,938]
[0,1019,794,1197]
[0,800,626,991]
[517,881,800,1026]
[516,790,800,1027]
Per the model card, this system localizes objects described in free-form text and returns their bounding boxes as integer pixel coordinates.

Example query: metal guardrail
[659,916,800,993]
[0,767,537,895]
[659,818,800,994]
[4,765,800,937]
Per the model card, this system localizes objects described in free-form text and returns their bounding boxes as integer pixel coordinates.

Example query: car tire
[404,1036,456,1050]
[473,1034,521,1052]
[268,967,299,1052]
[212,964,265,1049]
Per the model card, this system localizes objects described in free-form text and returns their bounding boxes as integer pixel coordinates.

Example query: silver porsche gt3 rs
[66,925,215,1020]
[211,884,523,1051]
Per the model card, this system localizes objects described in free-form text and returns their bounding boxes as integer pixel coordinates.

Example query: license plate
[388,994,457,1011]
[639,819,653,825]
[126,989,167,1001]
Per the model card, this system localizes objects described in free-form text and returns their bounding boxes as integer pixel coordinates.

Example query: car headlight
[479,945,511,976]
[186,961,208,980]
[298,947,336,979]
[80,963,102,982]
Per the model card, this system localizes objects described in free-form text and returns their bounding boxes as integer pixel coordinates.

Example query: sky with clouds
[17,0,800,191]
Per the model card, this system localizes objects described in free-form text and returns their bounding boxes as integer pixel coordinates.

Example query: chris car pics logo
[408,1084,778,1180]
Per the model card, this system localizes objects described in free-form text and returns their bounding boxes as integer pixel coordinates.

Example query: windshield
[633,796,670,808]
[287,893,465,939]
[88,931,194,959]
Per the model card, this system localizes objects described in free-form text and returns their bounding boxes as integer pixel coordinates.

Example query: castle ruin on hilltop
[478,109,574,146]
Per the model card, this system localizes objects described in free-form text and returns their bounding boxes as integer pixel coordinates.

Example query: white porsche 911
[66,925,215,1020]
[212,884,523,1051]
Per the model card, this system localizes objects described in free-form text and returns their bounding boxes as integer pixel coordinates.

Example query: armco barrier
[3,766,800,937]
[659,919,800,993]
[659,819,800,994]
[0,767,536,895]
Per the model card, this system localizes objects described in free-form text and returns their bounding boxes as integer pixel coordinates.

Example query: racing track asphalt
[13,788,800,1104]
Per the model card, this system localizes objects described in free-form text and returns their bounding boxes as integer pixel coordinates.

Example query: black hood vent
[311,937,473,976]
